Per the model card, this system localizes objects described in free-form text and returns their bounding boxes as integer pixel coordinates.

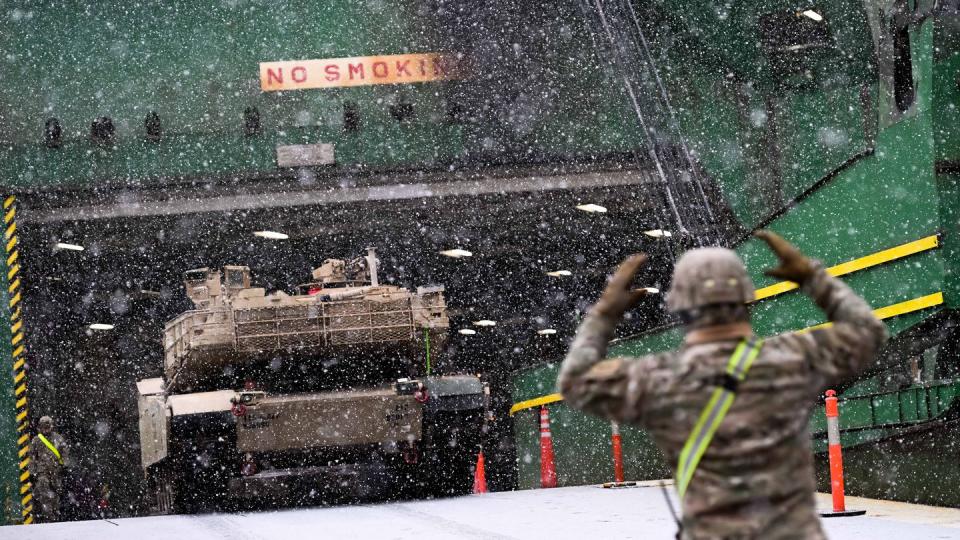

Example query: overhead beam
[22,169,656,224]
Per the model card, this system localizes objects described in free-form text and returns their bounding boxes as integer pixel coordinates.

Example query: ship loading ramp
[4,484,960,540]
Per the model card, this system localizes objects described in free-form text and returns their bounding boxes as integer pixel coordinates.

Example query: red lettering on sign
[324,64,340,81]
[291,66,308,83]
[348,63,365,80]
[267,68,284,85]
[260,53,456,91]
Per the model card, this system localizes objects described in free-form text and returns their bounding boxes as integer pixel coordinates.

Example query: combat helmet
[666,248,754,312]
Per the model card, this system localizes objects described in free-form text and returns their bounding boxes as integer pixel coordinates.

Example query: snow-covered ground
[4,484,960,540]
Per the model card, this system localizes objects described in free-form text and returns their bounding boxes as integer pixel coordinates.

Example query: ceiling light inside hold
[575,204,607,213]
[458,328,477,335]
[88,323,115,331]
[546,270,572,277]
[643,287,660,294]
[643,229,673,238]
[439,248,473,258]
[537,328,557,335]
[254,230,289,240]
[54,242,84,251]
[801,9,823,22]
[473,320,496,327]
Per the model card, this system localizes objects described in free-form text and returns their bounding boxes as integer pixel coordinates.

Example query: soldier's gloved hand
[755,230,816,284]
[591,253,650,321]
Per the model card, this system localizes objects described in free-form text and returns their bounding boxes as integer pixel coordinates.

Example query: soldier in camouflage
[558,231,888,539]
[29,416,70,523]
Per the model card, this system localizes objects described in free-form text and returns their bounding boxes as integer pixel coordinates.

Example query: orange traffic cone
[540,406,557,488]
[473,450,488,494]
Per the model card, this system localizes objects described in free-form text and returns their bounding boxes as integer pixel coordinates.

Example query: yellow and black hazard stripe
[5,196,32,524]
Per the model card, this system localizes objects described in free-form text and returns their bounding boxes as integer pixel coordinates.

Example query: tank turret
[163,249,447,393]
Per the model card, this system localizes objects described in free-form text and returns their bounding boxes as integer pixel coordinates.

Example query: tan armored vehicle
[136,249,486,512]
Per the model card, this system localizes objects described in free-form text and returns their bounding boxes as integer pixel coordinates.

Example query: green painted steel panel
[0,1,646,188]
[901,391,919,423]
[874,395,902,425]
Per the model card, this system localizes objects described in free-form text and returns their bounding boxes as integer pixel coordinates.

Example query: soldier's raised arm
[756,231,889,387]
[558,254,653,423]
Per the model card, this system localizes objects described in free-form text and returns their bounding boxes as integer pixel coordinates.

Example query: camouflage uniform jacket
[558,265,888,539]
[29,431,69,521]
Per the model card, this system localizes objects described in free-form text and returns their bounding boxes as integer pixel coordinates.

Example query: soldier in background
[558,231,887,539]
[29,415,70,523]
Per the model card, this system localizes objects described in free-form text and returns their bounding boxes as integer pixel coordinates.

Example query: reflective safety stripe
[675,337,763,500]
[36,434,63,465]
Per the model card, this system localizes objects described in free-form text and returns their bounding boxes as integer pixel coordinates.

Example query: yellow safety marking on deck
[7,264,18,281]
[19,471,29,482]
[10,291,20,307]
[17,434,28,445]
[6,236,16,253]
[17,445,27,458]
[753,235,939,301]
[509,392,563,416]
[874,291,944,319]
[800,292,944,333]
[22,504,32,515]
[9,278,20,294]
[4,209,13,225]
[14,344,25,357]
[15,383,25,396]
[16,410,26,422]
[14,358,24,371]
[12,319,22,333]
[18,458,28,470]
[20,481,30,494]
[510,291,945,415]
[14,370,24,384]
[5,222,16,240]
[12,332,23,346]
[22,515,32,525]
[15,397,26,409]
[4,196,16,209]
[21,493,31,507]
[8,250,18,267]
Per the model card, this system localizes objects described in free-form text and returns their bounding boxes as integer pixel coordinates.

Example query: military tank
[136,249,486,513]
